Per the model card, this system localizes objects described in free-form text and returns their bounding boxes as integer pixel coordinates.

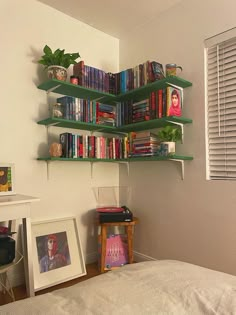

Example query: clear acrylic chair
[0,250,23,302]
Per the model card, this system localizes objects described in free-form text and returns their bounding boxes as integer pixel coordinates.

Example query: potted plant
[157,125,182,154]
[38,45,80,81]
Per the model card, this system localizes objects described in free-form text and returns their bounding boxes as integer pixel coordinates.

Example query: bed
[0,260,236,315]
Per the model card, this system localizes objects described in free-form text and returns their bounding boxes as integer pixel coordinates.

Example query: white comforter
[0,260,236,315]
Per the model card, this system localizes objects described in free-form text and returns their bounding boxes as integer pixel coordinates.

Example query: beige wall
[0,0,119,285]
[119,0,236,275]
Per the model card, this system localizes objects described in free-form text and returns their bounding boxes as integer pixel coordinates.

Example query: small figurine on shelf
[52,103,63,118]
[49,143,62,157]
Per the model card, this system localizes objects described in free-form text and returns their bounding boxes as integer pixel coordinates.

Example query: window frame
[205,27,236,180]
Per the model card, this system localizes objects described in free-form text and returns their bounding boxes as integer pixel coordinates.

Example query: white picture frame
[31,216,86,291]
[0,163,16,196]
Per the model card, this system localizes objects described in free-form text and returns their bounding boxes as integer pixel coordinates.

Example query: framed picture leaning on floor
[31,216,86,291]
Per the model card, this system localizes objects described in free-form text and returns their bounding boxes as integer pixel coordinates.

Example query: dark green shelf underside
[113,76,192,103]
[37,117,117,132]
[37,155,193,162]
[116,116,192,132]
[37,76,192,104]
[37,116,192,133]
[37,79,116,103]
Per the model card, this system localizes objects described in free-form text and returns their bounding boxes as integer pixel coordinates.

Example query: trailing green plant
[38,45,80,69]
[157,125,182,142]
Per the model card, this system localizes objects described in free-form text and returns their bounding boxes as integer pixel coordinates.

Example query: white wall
[1,0,119,286]
[120,0,236,275]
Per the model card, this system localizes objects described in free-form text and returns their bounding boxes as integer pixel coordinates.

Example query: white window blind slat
[208,138,236,145]
[206,31,236,179]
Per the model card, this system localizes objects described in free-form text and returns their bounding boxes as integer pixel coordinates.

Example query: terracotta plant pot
[47,65,67,81]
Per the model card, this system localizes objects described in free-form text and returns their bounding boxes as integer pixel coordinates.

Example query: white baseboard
[133,251,157,262]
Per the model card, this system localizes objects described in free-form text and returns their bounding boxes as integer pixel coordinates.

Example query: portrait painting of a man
[36,232,71,273]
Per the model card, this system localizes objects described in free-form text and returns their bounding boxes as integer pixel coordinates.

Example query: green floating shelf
[127,155,193,161]
[116,116,192,132]
[37,76,192,105]
[37,116,192,133]
[113,76,192,103]
[37,117,117,133]
[37,157,124,162]
[37,79,116,103]
[37,155,193,162]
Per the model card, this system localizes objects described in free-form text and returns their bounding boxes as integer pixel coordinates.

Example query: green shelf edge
[37,76,192,104]
[127,155,193,161]
[112,76,192,103]
[37,117,117,132]
[37,155,193,162]
[37,79,116,103]
[116,116,192,132]
[37,116,192,133]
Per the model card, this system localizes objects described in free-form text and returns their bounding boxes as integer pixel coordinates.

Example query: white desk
[0,194,39,297]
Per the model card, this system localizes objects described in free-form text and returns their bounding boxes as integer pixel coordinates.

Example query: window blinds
[206,36,236,179]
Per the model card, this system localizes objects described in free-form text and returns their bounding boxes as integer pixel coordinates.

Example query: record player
[96,206,133,223]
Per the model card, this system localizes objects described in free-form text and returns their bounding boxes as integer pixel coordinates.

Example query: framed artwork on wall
[31,216,86,291]
[0,163,15,196]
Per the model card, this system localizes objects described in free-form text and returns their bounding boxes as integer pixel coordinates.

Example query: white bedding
[0,260,236,315]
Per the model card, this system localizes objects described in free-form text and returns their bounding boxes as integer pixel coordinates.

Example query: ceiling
[38,0,183,39]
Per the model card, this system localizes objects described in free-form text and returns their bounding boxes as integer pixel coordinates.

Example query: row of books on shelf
[54,84,183,126]
[56,96,116,126]
[117,84,183,125]
[59,132,129,159]
[58,131,170,159]
[73,60,165,95]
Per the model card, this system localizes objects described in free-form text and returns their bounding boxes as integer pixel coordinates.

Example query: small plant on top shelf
[38,45,80,81]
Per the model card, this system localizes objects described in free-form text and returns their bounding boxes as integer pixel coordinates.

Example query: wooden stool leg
[100,225,107,273]
[126,225,133,264]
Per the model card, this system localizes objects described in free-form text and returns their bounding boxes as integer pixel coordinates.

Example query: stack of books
[129,131,160,157]
[97,104,116,126]
[131,99,150,123]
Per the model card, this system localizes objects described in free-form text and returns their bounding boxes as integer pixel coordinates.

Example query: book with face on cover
[166,84,183,117]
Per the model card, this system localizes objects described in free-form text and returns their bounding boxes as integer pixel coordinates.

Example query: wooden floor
[0,262,100,306]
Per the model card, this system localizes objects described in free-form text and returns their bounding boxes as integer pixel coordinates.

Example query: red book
[89,135,95,158]
[158,89,163,118]
[150,91,156,119]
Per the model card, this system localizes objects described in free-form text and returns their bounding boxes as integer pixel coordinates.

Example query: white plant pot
[162,141,176,154]
[47,65,67,81]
